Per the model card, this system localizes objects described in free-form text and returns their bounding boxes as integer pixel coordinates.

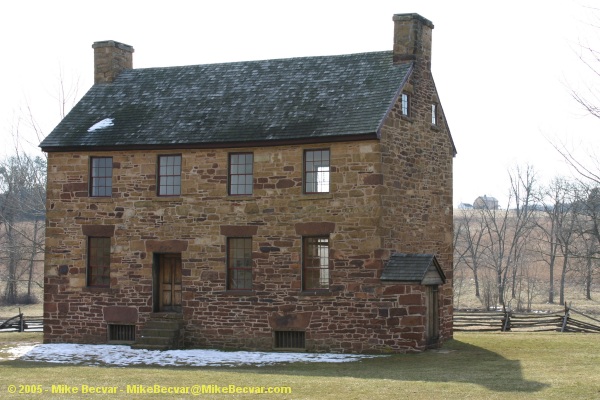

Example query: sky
[8,343,381,366]
[2,0,600,207]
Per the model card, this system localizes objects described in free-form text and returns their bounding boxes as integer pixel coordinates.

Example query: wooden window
[158,155,181,196]
[227,237,253,290]
[401,93,410,116]
[432,103,438,125]
[274,331,305,349]
[304,149,330,194]
[302,236,329,290]
[90,157,112,197]
[88,237,111,287]
[228,153,253,195]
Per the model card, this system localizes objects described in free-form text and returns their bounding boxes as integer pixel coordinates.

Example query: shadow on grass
[242,339,549,393]
[1,338,548,394]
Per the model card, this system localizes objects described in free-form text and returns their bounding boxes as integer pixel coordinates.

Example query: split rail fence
[3,307,600,334]
[0,313,43,333]
[454,305,600,333]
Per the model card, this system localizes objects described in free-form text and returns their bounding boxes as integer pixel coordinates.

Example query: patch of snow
[87,118,114,132]
[6,345,36,360]
[15,344,383,367]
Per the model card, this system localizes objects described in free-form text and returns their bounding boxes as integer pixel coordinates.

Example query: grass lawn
[0,331,599,399]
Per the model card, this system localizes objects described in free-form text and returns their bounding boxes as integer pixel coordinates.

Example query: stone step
[150,312,184,320]
[132,314,185,351]
[139,328,178,338]
[135,336,174,346]
[142,320,183,330]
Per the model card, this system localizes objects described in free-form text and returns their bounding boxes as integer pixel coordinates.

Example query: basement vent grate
[274,331,305,349]
[108,324,136,342]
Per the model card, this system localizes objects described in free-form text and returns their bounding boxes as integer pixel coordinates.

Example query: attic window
[431,104,438,125]
[87,118,114,132]
[401,93,410,116]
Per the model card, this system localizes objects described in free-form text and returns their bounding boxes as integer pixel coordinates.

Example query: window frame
[302,236,330,291]
[87,237,111,288]
[401,92,410,117]
[303,149,330,194]
[157,154,182,196]
[228,152,254,196]
[89,157,113,197]
[431,103,438,125]
[226,237,253,291]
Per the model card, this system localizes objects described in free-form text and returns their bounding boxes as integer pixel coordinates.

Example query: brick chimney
[92,40,134,84]
[392,13,434,69]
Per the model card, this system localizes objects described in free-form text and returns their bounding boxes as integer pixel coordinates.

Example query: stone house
[40,13,456,353]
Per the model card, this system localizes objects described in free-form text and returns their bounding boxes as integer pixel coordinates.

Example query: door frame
[426,285,440,345]
[152,253,182,313]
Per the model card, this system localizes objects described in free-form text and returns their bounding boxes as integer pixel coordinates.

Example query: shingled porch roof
[381,253,446,285]
[40,51,412,152]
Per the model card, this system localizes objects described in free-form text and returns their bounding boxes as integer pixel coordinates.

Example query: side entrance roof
[381,253,446,285]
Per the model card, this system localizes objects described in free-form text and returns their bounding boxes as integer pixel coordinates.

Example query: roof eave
[375,62,414,139]
[40,132,380,153]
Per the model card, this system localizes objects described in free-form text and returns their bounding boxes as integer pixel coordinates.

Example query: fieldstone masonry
[43,13,454,353]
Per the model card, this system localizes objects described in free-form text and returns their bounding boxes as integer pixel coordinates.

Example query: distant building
[458,203,473,210]
[473,195,499,210]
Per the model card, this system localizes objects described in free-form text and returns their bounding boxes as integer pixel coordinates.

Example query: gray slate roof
[381,254,446,285]
[40,51,412,151]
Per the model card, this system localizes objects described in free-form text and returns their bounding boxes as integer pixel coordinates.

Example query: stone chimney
[392,13,434,69]
[92,40,134,84]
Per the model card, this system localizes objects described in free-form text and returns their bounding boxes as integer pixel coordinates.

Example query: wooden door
[158,254,182,312]
[426,285,439,344]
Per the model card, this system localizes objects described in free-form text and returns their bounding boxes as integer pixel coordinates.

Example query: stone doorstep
[142,320,184,331]
[140,328,179,338]
[132,313,185,350]
[149,312,184,320]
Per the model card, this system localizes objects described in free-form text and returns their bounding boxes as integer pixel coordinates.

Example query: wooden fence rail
[3,307,599,334]
[454,305,600,333]
[0,313,43,333]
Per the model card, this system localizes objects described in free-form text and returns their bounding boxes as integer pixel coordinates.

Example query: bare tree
[454,208,486,298]
[536,177,577,303]
[570,183,600,300]
[554,8,600,186]
[0,68,79,304]
[0,149,47,303]
[555,198,579,306]
[479,166,537,307]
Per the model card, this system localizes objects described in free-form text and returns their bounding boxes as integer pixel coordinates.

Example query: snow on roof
[9,344,383,367]
[87,118,114,132]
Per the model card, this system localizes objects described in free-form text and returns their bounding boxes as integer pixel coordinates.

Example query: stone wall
[379,55,455,342]
[44,12,455,352]
[44,138,436,352]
